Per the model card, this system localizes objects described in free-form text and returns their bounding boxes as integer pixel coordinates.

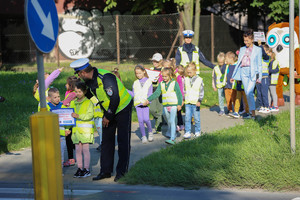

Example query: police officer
[175,30,215,74]
[70,58,133,182]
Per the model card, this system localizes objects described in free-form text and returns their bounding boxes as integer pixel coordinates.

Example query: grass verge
[122,108,300,191]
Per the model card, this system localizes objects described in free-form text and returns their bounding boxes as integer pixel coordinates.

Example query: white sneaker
[183,132,191,139]
[262,107,270,113]
[195,132,201,137]
[148,132,154,142]
[258,107,265,113]
[141,136,148,144]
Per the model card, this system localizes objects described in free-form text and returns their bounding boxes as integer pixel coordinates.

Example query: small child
[231,80,249,118]
[183,62,204,139]
[62,76,79,167]
[212,52,226,115]
[175,65,185,131]
[45,88,68,172]
[67,81,94,178]
[222,51,237,115]
[132,64,153,143]
[144,67,182,145]
[268,51,280,112]
[257,44,271,113]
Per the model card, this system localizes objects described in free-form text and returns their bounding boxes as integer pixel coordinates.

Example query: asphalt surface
[0,93,299,199]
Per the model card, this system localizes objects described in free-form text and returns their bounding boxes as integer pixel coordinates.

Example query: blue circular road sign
[25,0,59,53]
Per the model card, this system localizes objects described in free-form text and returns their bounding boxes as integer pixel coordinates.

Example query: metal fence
[0,12,244,66]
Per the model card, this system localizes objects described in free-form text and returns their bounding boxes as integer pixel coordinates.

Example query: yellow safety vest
[92,69,132,114]
[133,79,152,106]
[270,60,280,85]
[185,76,203,104]
[178,46,200,74]
[90,96,103,118]
[213,65,226,88]
[262,58,270,76]
[36,88,49,111]
[161,81,178,106]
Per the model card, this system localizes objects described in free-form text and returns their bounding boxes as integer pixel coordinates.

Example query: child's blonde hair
[161,67,175,80]
[176,65,185,76]
[48,87,59,97]
[162,59,175,69]
[217,52,225,64]
[225,51,236,64]
[135,64,149,78]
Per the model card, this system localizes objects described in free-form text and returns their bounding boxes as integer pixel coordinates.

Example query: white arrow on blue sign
[25,0,59,53]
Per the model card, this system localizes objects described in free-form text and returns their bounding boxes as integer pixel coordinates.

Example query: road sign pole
[36,50,46,109]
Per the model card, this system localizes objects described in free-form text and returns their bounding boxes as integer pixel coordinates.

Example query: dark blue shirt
[221,64,236,89]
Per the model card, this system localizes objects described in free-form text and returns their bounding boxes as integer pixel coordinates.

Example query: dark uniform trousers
[100,100,133,176]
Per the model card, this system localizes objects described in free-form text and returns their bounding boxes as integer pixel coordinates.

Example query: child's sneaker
[69,159,75,166]
[243,113,252,119]
[218,111,225,116]
[195,132,201,137]
[81,168,91,178]
[176,125,180,132]
[270,106,279,112]
[165,139,175,145]
[183,132,191,139]
[73,168,83,178]
[238,110,246,115]
[228,112,234,117]
[258,107,265,113]
[148,132,154,142]
[141,136,148,144]
[231,112,240,118]
[262,107,270,113]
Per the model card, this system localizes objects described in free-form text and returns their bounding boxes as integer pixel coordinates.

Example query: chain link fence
[0,12,243,66]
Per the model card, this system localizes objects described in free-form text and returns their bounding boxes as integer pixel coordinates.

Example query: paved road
[0,94,298,199]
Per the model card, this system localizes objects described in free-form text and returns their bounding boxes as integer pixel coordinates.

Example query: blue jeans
[256,77,269,108]
[240,67,256,112]
[94,117,103,145]
[163,106,177,140]
[60,136,66,166]
[218,88,225,112]
[185,104,201,134]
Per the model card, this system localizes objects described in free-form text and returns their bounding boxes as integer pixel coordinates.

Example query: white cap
[151,53,163,62]
[70,58,90,73]
[183,30,194,38]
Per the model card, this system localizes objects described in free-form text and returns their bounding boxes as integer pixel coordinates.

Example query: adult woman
[232,30,262,119]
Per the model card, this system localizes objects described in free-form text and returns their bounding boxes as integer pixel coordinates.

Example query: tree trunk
[182,0,193,30]
[194,0,201,47]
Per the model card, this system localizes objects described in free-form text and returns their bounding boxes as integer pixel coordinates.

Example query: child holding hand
[144,68,182,145]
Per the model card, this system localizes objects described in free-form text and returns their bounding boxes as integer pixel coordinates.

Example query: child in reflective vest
[231,80,249,118]
[67,81,94,178]
[183,62,204,139]
[268,51,280,112]
[62,76,79,167]
[257,44,272,114]
[144,67,182,145]
[132,64,153,143]
[212,52,226,115]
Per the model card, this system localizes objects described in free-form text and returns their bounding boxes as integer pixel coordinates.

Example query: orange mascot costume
[266,17,300,106]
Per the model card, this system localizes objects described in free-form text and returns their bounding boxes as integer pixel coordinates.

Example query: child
[175,65,185,131]
[231,80,249,118]
[212,52,226,115]
[149,53,164,133]
[67,81,94,178]
[268,51,280,112]
[132,64,153,143]
[222,51,237,115]
[45,88,68,172]
[183,62,204,139]
[257,44,271,113]
[144,68,182,145]
[62,76,79,167]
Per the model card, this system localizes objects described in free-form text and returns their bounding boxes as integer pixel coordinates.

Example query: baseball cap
[183,30,194,38]
[70,58,90,74]
[151,53,163,62]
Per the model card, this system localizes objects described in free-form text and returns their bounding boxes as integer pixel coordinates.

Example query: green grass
[122,108,300,191]
[0,63,215,153]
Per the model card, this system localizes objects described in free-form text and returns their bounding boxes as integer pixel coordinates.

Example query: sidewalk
[0,96,292,186]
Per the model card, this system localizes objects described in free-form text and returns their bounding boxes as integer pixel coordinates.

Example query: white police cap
[183,30,194,38]
[70,58,90,73]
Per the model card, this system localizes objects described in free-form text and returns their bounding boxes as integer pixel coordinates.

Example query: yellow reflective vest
[92,69,132,114]
[185,76,203,104]
[270,60,280,85]
[213,65,226,88]
[90,96,103,118]
[178,46,200,74]
[262,58,270,76]
[70,98,94,144]
[133,78,152,106]
[161,81,178,106]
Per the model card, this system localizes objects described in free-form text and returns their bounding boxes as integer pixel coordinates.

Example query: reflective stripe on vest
[185,77,203,104]
[262,59,270,76]
[94,69,132,114]
[178,46,200,74]
[73,99,94,134]
[90,96,103,118]
[271,60,280,85]
[133,79,152,106]
[213,65,226,88]
[161,81,178,105]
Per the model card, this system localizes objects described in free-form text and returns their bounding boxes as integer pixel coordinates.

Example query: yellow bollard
[29,108,64,200]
